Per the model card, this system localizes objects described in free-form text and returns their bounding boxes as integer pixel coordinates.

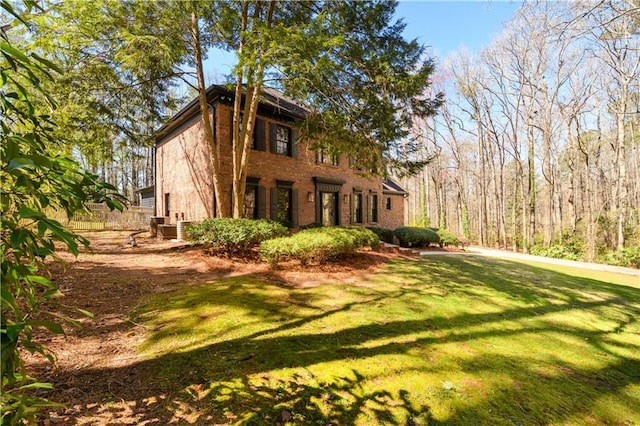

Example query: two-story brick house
[154,84,407,230]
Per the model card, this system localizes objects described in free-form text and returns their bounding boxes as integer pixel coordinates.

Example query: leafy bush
[393,227,440,247]
[367,226,394,244]
[602,246,640,269]
[260,226,379,266]
[529,245,582,261]
[436,229,460,247]
[186,218,287,255]
[1,7,124,422]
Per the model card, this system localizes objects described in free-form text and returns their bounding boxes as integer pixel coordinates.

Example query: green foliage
[601,246,640,269]
[436,229,460,247]
[1,2,124,422]
[282,0,442,176]
[530,231,584,261]
[186,218,287,255]
[259,227,379,266]
[393,227,440,248]
[530,245,583,261]
[366,226,394,244]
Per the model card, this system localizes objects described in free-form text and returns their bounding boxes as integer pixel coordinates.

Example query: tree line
[403,0,639,263]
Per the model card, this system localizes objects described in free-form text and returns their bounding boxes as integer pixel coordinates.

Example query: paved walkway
[417,246,640,277]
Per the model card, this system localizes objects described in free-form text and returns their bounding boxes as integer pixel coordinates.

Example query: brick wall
[156,114,214,223]
[156,103,405,230]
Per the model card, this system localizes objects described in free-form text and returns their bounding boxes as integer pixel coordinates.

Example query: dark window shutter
[366,194,370,223]
[315,192,322,224]
[255,119,266,151]
[349,194,354,224]
[291,129,298,158]
[269,123,277,153]
[257,186,267,218]
[229,185,234,217]
[291,189,298,227]
[270,187,278,219]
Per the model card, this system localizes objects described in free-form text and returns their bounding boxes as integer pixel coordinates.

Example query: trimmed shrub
[367,226,394,244]
[393,226,440,248]
[260,226,379,266]
[436,229,460,247]
[186,218,287,255]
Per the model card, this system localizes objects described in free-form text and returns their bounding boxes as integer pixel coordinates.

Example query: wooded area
[402,1,639,263]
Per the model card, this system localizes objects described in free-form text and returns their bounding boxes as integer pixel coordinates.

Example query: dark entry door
[321,192,339,226]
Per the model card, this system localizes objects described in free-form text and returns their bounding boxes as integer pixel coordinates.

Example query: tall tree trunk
[191,7,226,217]
[526,123,536,252]
[615,111,627,250]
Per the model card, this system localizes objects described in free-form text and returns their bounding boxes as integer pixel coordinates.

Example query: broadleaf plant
[1,1,125,423]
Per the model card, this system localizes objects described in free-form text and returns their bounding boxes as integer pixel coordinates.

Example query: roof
[382,179,408,195]
[155,84,308,144]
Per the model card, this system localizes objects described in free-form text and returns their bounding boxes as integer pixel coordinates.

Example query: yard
[31,232,639,425]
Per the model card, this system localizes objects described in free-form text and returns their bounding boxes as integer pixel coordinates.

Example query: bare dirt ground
[26,231,431,425]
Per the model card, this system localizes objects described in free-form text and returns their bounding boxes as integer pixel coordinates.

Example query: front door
[321,192,339,226]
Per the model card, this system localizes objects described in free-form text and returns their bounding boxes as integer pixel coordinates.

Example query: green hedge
[260,226,379,266]
[367,226,395,244]
[393,226,440,247]
[186,218,288,255]
[436,229,460,247]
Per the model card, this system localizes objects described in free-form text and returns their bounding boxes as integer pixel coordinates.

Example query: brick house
[154,85,407,230]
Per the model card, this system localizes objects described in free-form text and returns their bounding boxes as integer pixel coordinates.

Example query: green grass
[132,255,640,425]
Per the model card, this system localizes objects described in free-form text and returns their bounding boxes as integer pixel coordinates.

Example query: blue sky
[395,1,522,62]
[201,1,523,84]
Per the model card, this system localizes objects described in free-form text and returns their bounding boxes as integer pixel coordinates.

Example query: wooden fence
[46,203,154,231]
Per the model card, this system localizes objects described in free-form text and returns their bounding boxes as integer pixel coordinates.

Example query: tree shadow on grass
[36,256,640,425]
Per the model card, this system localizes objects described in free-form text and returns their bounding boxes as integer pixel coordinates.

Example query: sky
[202,1,523,85]
[395,1,522,62]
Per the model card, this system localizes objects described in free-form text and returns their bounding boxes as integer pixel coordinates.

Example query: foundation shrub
[260,226,379,266]
[436,229,460,247]
[367,226,394,244]
[393,227,440,247]
[186,218,287,255]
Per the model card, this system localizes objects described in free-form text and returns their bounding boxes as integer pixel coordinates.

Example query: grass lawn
[132,255,640,425]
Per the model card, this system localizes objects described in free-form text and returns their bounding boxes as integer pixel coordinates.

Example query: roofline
[155,84,307,145]
[382,178,408,195]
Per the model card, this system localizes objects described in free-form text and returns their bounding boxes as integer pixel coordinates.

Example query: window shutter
[365,194,370,223]
[269,123,277,153]
[255,119,266,151]
[257,186,267,218]
[291,129,298,158]
[270,187,278,219]
[349,194,354,224]
[291,189,298,227]
[229,185,234,217]
[371,193,378,222]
